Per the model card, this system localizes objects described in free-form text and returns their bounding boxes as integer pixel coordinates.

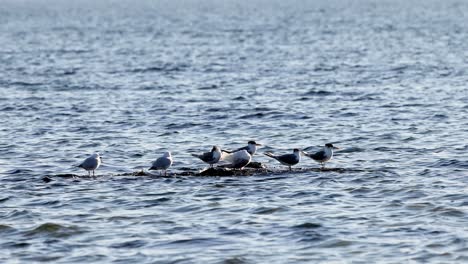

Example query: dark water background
[1,0,468,262]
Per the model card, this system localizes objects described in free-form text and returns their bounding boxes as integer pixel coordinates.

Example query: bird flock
[76,141,339,176]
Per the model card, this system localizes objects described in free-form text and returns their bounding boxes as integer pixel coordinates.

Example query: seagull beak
[256,143,262,146]
[300,150,307,156]
[333,146,341,150]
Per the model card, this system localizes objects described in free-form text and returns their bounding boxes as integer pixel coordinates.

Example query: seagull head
[293,148,306,156]
[248,141,262,146]
[325,143,340,149]
[212,146,221,152]
[91,153,102,162]
[163,151,171,157]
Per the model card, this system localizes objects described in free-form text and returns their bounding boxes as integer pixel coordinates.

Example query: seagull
[77,153,102,177]
[264,148,303,171]
[222,150,252,169]
[223,141,262,156]
[149,151,173,176]
[192,146,222,168]
[304,143,340,168]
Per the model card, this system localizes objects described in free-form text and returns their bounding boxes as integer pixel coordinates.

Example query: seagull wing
[277,153,299,164]
[194,151,216,163]
[233,146,249,153]
[79,156,98,170]
[150,157,172,170]
[222,146,247,154]
[306,150,326,161]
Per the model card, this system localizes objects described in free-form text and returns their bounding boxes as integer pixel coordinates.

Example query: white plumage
[222,150,251,169]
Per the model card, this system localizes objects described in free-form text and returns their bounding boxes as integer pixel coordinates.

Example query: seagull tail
[264,152,276,159]
[191,154,201,159]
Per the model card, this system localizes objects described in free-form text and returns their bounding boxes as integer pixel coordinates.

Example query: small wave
[6,169,34,175]
[129,63,188,73]
[404,202,434,210]
[110,240,147,249]
[25,223,85,238]
[0,106,15,111]
[352,95,380,101]
[166,123,201,129]
[143,197,171,205]
[431,114,448,119]
[314,65,338,72]
[338,147,365,153]
[251,206,285,215]
[319,239,353,248]
[293,222,322,229]
[431,159,468,169]
[238,113,266,119]
[159,131,180,136]
[430,206,465,217]
[25,200,61,206]
[303,89,334,96]
[167,237,226,246]
[338,112,359,117]
[8,81,44,87]
[220,256,249,264]
[0,224,16,233]
[4,209,31,219]
[348,186,373,194]
[198,84,218,90]
[2,241,30,249]
[172,204,202,213]
[390,65,409,72]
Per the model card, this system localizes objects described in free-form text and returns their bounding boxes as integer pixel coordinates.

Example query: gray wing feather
[233,146,249,152]
[197,152,215,163]
[278,153,299,164]
[79,157,98,170]
[307,150,326,161]
[150,157,171,170]
[223,146,248,154]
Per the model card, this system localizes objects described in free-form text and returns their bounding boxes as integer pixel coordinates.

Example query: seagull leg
[289,166,292,171]
[165,170,167,176]
[88,171,90,177]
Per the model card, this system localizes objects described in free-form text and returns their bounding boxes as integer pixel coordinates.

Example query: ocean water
[1,0,468,262]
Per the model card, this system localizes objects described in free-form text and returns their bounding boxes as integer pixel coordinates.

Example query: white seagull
[222,149,252,169]
[304,143,340,168]
[77,153,102,176]
[264,148,303,171]
[192,146,222,168]
[149,151,173,176]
